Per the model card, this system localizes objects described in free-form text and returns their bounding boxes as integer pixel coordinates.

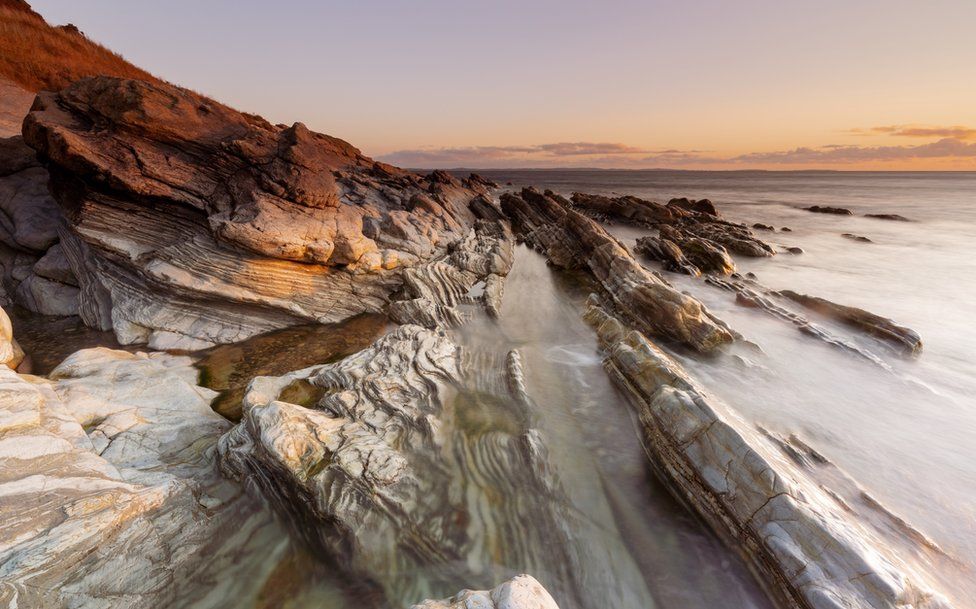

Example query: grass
[0,6,159,92]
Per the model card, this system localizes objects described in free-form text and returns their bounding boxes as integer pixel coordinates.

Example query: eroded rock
[806,205,853,215]
[411,575,560,609]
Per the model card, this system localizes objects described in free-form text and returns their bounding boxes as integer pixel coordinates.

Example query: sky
[29,0,976,170]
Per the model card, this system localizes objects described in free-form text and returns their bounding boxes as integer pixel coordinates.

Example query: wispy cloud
[847,125,976,140]
[379,137,976,169]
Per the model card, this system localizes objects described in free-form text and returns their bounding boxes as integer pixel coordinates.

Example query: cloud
[728,138,976,164]
[848,125,976,140]
[378,138,976,169]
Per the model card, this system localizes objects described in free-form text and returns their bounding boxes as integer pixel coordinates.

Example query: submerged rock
[0,347,278,607]
[21,77,491,348]
[842,233,873,243]
[583,302,952,609]
[806,205,854,215]
[412,575,560,609]
[501,188,733,352]
[865,213,912,222]
[777,290,922,356]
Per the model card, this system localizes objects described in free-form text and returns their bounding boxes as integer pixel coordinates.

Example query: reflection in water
[195,313,391,420]
[9,306,138,374]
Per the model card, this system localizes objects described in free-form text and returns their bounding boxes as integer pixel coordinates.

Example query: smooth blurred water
[474,169,976,605]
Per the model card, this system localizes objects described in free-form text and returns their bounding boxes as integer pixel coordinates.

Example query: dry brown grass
[0,6,160,92]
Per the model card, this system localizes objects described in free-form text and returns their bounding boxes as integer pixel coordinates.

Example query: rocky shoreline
[0,75,958,609]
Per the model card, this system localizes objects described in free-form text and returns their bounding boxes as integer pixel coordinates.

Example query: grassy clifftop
[0,2,158,92]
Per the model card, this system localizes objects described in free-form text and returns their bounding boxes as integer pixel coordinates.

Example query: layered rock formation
[500,188,733,352]
[583,302,952,609]
[20,77,492,349]
[0,346,279,607]
[412,575,560,609]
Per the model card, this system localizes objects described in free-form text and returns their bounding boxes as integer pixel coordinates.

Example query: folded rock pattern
[0,347,278,608]
[411,574,560,609]
[21,77,490,348]
[583,302,951,609]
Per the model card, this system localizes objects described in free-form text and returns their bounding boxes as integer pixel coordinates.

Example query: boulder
[865,213,912,222]
[0,305,24,369]
[668,197,718,216]
[411,575,560,609]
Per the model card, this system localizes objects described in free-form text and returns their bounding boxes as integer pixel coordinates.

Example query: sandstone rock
[583,302,952,609]
[501,188,733,352]
[0,305,24,369]
[411,575,560,609]
[659,225,736,275]
[777,290,922,356]
[806,205,853,215]
[21,77,488,347]
[0,348,279,607]
[865,213,912,222]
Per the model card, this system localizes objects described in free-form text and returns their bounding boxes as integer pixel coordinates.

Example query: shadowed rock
[865,213,912,222]
[806,205,853,215]
[842,233,873,243]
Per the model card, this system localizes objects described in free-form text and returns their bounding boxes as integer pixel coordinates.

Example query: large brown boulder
[21,77,489,348]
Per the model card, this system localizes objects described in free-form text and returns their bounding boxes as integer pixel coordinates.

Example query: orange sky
[31,0,976,170]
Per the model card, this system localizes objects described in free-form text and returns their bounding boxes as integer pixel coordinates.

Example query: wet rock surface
[20,77,490,349]
[501,188,733,352]
[583,302,952,609]
[865,213,912,222]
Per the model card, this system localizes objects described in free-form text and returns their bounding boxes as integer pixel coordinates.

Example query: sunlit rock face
[21,77,492,349]
[411,575,560,609]
[0,347,277,608]
[583,302,952,609]
[500,187,733,352]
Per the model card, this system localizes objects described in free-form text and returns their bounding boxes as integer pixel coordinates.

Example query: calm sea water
[471,169,976,605]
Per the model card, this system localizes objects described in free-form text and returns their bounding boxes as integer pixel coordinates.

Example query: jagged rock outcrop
[806,205,853,215]
[500,188,733,352]
[634,234,701,276]
[777,290,922,356]
[411,575,560,609]
[668,196,717,216]
[583,302,952,609]
[21,77,491,348]
[218,324,647,608]
[0,347,279,607]
[570,191,677,225]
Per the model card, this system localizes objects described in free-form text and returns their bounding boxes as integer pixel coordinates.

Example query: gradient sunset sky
[30,0,976,170]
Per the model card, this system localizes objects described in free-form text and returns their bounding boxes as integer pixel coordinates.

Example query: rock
[677,219,774,257]
[842,233,873,243]
[805,205,853,215]
[218,325,643,608]
[782,246,804,254]
[668,197,718,216]
[634,235,701,276]
[0,137,61,253]
[0,305,24,369]
[14,273,79,316]
[31,243,76,285]
[752,223,774,231]
[0,77,34,138]
[781,226,792,232]
[501,188,733,352]
[411,575,560,609]
[659,225,736,275]
[0,347,279,607]
[583,302,953,609]
[777,290,922,356]
[570,192,676,225]
[21,77,488,347]
[865,213,912,222]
